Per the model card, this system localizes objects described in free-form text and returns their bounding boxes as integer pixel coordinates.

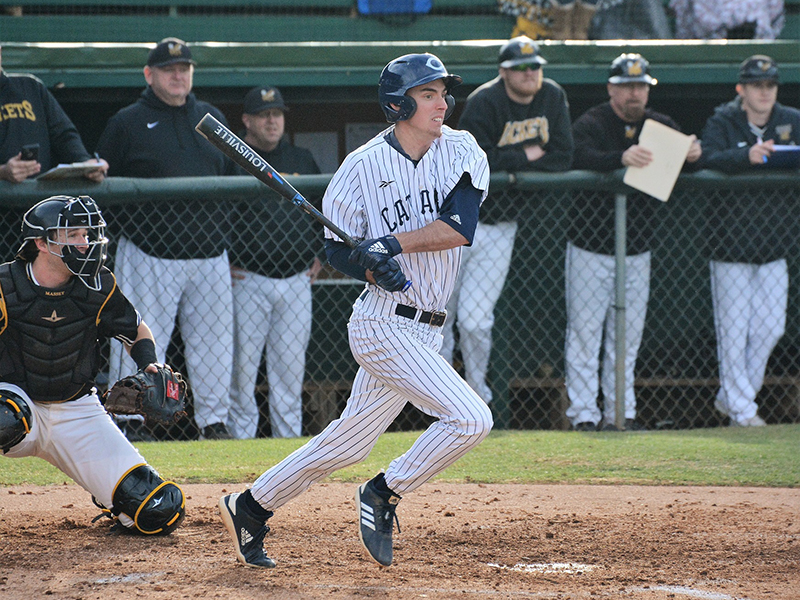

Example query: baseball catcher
[104,363,187,425]
[0,195,185,536]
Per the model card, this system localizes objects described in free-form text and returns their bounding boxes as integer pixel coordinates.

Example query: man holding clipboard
[564,53,702,432]
[700,55,800,428]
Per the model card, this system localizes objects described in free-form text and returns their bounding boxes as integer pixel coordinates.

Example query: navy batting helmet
[378,53,462,124]
[19,195,108,290]
[608,53,657,86]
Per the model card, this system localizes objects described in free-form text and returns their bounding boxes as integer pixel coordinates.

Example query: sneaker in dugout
[218,492,276,568]
[202,422,233,440]
[356,473,401,566]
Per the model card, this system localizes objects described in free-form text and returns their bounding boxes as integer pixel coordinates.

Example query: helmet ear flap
[445,94,455,120]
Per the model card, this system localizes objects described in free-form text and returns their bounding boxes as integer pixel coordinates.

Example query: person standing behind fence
[441,36,573,405]
[700,55,800,427]
[0,44,107,261]
[96,38,238,441]
[228,86,322,439]
[565,53,702,432]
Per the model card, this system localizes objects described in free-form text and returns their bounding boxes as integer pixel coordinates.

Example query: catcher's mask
[18,195,108,291]
[378,53,462,124]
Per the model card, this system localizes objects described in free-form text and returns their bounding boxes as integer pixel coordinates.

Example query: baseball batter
[0,195,185,536]
[219,53,493,569]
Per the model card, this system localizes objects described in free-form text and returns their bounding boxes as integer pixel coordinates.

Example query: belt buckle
[429,311,446,327]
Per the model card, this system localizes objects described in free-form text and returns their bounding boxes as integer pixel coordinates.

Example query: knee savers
[112,464,185,535]
[0,390,32,453]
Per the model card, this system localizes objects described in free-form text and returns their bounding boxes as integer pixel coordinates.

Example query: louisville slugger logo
[213,124,285,184]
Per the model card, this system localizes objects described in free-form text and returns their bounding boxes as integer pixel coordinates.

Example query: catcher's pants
[229,270,312,439]
[564,242,650,427]
[441,221,517,404]
[107,237,234,430]
[1,384,146,513]
[248,290,492,511]
[710,259,787,422]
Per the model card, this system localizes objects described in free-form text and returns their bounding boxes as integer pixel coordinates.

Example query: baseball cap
[243,86,288,115]
[738,55,779,84]
[499,36,548,69]
[147,37,196,68]
[608,53,657,85]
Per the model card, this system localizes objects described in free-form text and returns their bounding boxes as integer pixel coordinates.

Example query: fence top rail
[0,170,796,208]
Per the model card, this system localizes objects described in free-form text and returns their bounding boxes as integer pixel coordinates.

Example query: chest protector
[0,261,112,402]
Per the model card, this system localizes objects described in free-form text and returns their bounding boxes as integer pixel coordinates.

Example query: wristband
[130,338,157,371]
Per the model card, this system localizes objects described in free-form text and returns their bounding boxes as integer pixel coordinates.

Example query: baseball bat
[196,113,411,291]
[195,112,357,247]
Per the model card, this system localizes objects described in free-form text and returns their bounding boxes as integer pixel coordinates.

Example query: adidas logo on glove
[368,242,389,254]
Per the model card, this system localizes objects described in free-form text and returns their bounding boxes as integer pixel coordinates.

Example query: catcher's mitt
[104,364,187,426]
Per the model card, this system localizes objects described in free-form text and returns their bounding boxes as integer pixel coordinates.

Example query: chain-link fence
[1,170,798,440]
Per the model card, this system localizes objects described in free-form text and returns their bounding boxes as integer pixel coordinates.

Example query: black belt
[358,290,446,327]
[394,303,447,327]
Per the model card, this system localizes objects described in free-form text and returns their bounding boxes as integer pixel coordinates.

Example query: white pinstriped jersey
[323,124,489,313]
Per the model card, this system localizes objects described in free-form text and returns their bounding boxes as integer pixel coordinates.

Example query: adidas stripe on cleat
[356,474,401,566]
[218,492,276,568]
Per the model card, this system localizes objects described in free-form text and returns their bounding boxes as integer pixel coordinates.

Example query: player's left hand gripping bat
[195,112,411,290]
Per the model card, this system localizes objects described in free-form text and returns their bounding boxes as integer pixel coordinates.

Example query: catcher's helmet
[378,53,462,123]
[608,53,657,86]
[19,195,108,290]
[738,55,779,84]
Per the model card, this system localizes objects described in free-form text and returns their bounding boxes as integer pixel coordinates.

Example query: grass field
[3,423,798,487]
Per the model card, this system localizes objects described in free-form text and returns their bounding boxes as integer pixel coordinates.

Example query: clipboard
[765,145,800,170]
[38,160,104,181]
[622,119,693,202]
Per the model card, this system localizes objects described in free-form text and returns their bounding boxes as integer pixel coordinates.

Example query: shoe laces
[378,499,401,535]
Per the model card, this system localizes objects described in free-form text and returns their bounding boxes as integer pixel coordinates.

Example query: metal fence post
[614,192,627,430]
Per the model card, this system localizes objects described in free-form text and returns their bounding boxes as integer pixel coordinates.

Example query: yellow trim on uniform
[0,276,7,336]
[95,272,117,327]
[4,398,31,433]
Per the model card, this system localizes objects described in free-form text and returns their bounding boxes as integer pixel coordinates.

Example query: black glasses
[509,63,541,72]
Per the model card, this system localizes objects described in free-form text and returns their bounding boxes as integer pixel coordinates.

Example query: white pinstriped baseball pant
[249,289,493,511]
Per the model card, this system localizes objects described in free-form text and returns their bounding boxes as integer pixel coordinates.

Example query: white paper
[38,160,104,181]
[622,119,693,202]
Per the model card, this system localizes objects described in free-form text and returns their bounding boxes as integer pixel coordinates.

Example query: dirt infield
[1,482,798,599]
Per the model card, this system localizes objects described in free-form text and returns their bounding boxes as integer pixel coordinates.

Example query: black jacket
[0,71,91,170]
[96,87,237,259]
[701,97,800,263]
[229,138,323,278]
[458,76,573,224]
[569,102,683,256]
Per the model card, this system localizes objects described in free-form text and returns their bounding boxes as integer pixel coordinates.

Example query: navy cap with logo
[147,37,196,68]
[608,53,657,86]
[498,36,548,69]
[243,86,288,115]
[739,55,779,84]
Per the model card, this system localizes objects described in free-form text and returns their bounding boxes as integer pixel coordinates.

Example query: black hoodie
[97,87,237,259]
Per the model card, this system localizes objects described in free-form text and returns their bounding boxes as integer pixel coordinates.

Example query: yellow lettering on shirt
[0,101,37,122]
[498,117,550,147]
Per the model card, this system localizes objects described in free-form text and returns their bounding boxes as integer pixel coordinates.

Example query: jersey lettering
[498,116,549,147]
[0,101,36,123]
[380,196,412,231]
[419,189,440,215]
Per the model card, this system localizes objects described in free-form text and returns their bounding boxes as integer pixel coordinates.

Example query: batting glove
[371,258,408,293]
[349,235,402,272]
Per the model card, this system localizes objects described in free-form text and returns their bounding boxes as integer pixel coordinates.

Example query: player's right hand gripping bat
[195,112,411,291]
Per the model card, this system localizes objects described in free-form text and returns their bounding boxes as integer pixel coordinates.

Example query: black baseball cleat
[219,492,276,568]
[356,473,401,566]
